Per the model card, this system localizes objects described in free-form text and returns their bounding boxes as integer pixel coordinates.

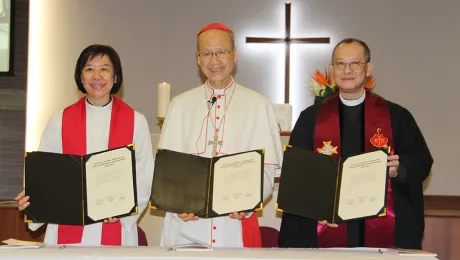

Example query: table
[0,246,438,260]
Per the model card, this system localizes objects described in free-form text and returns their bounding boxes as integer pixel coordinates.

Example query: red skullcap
[198,23,233,35]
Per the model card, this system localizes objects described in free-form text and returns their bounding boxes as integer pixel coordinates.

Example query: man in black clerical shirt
[278,38,433,250]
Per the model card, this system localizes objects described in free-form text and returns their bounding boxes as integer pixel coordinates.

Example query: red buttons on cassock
[213,226,216,230]
[216,116,220,120]
[212,239,216,243]
[217,105,221,109]
[218,95,222,99]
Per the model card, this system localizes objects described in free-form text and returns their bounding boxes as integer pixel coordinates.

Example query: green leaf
[323,87,333,97]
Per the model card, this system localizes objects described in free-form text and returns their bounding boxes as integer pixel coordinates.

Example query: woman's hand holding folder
[15,190,29,211]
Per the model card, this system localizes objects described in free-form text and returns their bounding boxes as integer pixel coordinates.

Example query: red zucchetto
[197,23,233,35]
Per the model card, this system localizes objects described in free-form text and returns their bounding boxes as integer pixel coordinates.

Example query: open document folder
[24,145,138,225]
[150,148,264,218]
[277,145,389,224]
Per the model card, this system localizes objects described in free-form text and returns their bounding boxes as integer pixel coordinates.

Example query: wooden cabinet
[0,205,45,243]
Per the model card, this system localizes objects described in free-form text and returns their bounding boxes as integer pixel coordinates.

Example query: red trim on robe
[242,213,262,247]
[204,81,262,247]
[313,91,395,248]
[59,96,134,245]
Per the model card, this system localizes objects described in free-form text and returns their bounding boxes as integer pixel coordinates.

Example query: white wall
[26,0,460,244]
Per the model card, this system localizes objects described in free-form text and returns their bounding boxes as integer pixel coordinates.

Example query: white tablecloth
[0,246,438,260]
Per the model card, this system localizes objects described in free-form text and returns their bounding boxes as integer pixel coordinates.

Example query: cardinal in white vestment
[15,45,154,246]
[158,23,283,248]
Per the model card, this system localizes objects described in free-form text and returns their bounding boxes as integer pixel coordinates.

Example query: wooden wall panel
[0,0,29,200]
[0,206,45,243]
[423,216,460,260]
[422,195,460,260]
[424,195,460,211]
[0,207,19,241]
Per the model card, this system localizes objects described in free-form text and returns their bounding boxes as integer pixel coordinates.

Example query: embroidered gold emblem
[370,128,389,148]
[317,141,338,155]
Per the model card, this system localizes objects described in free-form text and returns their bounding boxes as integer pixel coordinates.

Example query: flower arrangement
[309,67,376,103]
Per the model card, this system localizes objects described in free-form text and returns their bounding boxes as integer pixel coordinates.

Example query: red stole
[313,91,395,248]
[58,96,134,245]
[241,213,262,247]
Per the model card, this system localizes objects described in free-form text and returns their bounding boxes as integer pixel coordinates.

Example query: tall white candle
[158,82,171,117]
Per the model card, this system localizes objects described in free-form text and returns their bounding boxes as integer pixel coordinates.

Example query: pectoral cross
[208,133,223,156]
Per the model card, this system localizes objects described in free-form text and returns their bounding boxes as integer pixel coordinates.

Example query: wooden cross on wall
[246,2,330,104]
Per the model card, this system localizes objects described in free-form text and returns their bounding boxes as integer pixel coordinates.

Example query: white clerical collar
[206,77,235,95]
[86,96,113,109]
[339,91,365,106]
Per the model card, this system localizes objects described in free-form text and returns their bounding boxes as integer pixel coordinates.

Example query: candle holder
[157,117,165,130]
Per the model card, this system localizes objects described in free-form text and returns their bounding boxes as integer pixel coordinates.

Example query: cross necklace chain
[206,85,236,156]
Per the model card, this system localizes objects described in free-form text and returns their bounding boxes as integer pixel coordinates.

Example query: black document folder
[24,145,138,225]
[277,145,389,224]
[150,148,264,218]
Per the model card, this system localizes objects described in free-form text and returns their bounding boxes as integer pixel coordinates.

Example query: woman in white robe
[15,44,154,246]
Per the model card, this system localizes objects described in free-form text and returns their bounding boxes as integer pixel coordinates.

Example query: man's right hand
[15,190,30,211]
[178,213,199,222]
[318,220,338,227]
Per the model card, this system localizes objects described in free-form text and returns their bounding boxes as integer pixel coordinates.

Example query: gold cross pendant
[208,133,223,156]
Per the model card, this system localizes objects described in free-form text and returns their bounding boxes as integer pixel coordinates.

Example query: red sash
[313,91,395,248]
[58,96,134,245]
[242,213,262,247]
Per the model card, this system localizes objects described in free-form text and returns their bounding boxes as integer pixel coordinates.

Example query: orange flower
[312,70,328,86]
[325,66,334,86]
[365,76,376,89]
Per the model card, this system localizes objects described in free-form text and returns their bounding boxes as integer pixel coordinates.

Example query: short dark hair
[332,38,371,63]
[74,44,123,94]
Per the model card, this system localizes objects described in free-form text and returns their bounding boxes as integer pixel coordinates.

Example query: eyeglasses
[198,50,233,59]
[332,61,367,70]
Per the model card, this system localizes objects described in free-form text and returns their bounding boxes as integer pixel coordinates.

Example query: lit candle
[158,82,171,117]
